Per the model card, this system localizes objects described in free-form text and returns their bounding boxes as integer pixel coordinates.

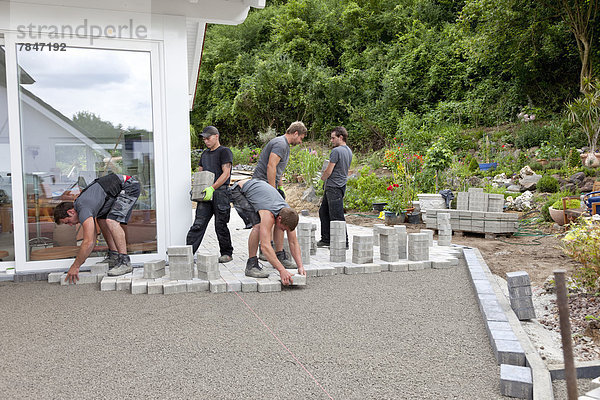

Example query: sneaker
[218,254,233,263]
[276,250,295,269]
[316,240,330,248]
[107,254,133,276]
[100,250,119,268]
[245,256,269,278]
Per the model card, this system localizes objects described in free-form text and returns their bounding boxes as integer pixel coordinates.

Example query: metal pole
[554,269,578,400]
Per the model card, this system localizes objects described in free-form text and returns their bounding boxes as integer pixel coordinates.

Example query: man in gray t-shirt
[230,179,306,285]
[253,121,307,267]
[318,126,353,247]
[253,121,307,197]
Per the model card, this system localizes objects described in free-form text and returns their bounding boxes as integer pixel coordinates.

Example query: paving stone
[187,279,209,292]
[509,285,533,298]
[224,278,242,292]
[100,276,117,291]
[379,262,390,272]
[509,296,534,310]
[389,261,409,272]
[131,279,148,295]
[198,270,220,281]
[209,279,227,293]
[473,279,495,295]
[493,339,526,366]
[116,277,132,292]
[490,329,518,342]
[344,265,365,274]
[317,266,336,277]
[514,307,536,320]
[431,259,452,269]
[147,280,164,294]
[291,274,306,286]
[407,261,425,271]
[257,279,281,293]
[500,364,532,399]
[48,272,63,283]
[91,263,109,274]
[163,280,187,295]
[362,263,380,274]
[240,278,258,292]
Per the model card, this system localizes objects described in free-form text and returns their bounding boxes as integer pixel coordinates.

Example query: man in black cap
[185,126,234,263]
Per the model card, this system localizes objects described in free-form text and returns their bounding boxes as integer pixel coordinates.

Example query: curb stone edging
[463,247,554,400]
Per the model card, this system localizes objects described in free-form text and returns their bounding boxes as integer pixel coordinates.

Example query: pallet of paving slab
[452,230,513,239]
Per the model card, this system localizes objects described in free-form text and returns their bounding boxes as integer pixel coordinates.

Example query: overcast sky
[17,47,153,131]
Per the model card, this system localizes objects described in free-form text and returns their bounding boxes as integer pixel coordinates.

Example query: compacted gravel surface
[0,267,509,399]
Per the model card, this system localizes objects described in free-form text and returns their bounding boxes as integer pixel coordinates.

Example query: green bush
[537,176,559,193]
[540,191,572,221]
[345,166,389,211]
[514,123,551,149]
[567,148,581,168]
[467,155,479,171]
[284,147,327,187]
[191,149,203,171]
[551,198,581,209]
[231,146,261,165]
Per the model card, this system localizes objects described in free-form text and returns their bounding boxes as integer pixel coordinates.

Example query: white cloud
[17,47,152,130]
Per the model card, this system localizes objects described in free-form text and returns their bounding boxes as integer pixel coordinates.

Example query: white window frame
[4,32,166,273]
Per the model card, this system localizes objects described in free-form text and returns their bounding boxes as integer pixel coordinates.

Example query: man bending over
[54,173,141,283]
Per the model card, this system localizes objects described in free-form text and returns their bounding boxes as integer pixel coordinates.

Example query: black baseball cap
[200,126,219,138]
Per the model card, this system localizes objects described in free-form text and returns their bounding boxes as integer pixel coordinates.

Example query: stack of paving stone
[408,232,429,262]
[420,229,434,247]
[297,221,312,265]
[197,254,220,281]
[437,213,452,246]
[330,221,346,262]
[190,171,215,201]
[168,245,194,280]
[143,259,166,278]
[352,234,373,264]
[506,271,535,320]
[372,223,384,246]
[379,226,399,262]
[424,188,517,235]
[394,225,407,259]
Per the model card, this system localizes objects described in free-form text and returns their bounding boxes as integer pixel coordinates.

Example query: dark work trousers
[186,187,233,256]
[319,185,347,245]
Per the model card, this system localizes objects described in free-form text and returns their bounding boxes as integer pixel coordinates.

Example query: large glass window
[17,46,156,261]
[0,38,15,263]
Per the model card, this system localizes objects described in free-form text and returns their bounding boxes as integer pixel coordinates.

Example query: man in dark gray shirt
[318,126,353,247]
[54,173,141,282]
[253,121,307,267]
[230,178,306,285]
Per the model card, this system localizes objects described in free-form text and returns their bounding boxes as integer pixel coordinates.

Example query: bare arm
[65,217,96,283]
[258,210,294,284]
[286,229,305,276]
[321,161,336,182]
[212,163,232,190]
[267,152,281,188]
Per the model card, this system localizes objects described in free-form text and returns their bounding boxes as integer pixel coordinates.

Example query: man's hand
[279,268,293,285]
[277,186,286,199]
[297,265,306,276]
[65,264,80,284]
[202,186,215,201]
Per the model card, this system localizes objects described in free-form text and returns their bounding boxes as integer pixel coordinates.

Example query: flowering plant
[383,144,423,213]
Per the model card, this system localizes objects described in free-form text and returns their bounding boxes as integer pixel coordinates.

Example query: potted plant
[382,144,423,224]
[567,78,600,168]
[549,198,583,226]
[384,183,410,225]
[535,141,561,165]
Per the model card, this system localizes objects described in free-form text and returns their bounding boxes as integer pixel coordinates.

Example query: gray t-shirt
[74,183,109,224]
[325,145,353,188]
[252,135,290,185]
[242,179,289,217]
[74,175,124,223]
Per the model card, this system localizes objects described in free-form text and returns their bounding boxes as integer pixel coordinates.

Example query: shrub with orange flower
[383,144,424,213]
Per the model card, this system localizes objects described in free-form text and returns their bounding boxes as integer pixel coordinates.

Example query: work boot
[245,256,269,278]
[276,250,295,269]
[100,250,119,268]
[218,254,233,263]
[316,240,329,248]
[108,254,133,276]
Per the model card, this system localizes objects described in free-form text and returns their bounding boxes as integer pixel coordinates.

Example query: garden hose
[345,213,382,219]
[497,210,552,246]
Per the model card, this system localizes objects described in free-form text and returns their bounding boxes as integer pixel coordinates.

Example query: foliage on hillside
[191,0,597,150]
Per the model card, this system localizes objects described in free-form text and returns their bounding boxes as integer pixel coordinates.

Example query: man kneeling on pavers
[231,179,306,285]
[54,173,141,283]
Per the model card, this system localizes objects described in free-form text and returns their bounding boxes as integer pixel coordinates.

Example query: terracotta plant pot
[548,206,583,226]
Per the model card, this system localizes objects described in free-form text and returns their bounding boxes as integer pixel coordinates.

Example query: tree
[543,0,599,93]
